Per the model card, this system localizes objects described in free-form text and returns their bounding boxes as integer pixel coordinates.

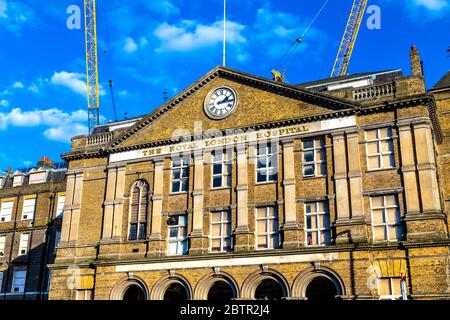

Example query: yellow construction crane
[330,0,368,78]
[85,0,100,134]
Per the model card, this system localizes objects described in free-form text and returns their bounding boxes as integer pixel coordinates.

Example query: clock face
[204,86,238,119]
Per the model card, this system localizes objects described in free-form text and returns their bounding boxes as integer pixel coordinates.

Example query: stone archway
[305,276,338,301]
[110,277,149,300]
[194,272,239,301]
[123,284,146,300]
[150,275,193,301]
[291,267,345,300]
[241,269,290,300]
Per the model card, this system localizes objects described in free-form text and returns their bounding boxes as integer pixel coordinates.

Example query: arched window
[128,180,149,241]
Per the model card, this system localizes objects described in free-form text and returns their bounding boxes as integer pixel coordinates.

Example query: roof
[297,70,403,90]
[92,115,145,134]
[431,71,450,91]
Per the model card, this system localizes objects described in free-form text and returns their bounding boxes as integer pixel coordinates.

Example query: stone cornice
[47,239,450,270]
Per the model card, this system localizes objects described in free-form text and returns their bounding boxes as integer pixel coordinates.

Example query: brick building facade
[45,46,450,300]
[0,159,66,300]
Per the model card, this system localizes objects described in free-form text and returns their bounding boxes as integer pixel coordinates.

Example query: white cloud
[0,0,35,32]
[27,83,39,93]
[44,123,88,142]
[50,71,105,97]
[0,0,7,18]
[0,99,9,107]
[154,20,246,52]
[123,37,138,53]
[13,81,24,89]
[142,0,179,16]
[0,107,90,143]
[413,0,448,10]
[50,71,86,95]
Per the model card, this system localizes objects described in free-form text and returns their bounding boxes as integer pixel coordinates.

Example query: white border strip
[115,252,339,273]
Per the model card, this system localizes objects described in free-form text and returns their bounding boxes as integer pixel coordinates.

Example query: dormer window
[12,173,25,187]
[28,169,48,185]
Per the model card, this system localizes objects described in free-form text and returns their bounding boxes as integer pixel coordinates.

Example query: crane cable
[275,0,330,70]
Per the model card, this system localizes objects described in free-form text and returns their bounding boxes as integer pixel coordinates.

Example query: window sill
[255,181,278,186]
[211,187,231,191]
[302,175,327,180]
[169,191,189,196]
[366,167,398,173]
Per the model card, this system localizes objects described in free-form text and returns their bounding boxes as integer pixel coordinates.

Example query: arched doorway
[305,276,338,301]
[255,279,284,300]
[207,281,235,301]
[164,282,189,301]
[123,284,146,301]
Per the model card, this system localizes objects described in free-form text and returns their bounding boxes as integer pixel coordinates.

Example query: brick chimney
[410,45,423,77]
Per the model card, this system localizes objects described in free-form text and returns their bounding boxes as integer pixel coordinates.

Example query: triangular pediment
[107,66,358,152]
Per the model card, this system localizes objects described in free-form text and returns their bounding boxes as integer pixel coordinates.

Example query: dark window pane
[213,176,222,188]
[213,163,222,175]
[139,223,146,240]
[226,174,232,187]
[182,168,189,178]
[173,169,181,180]
[303,140,314,149]
[257,157,267,169]
[181,179,189,192]
[322,231,331,245]
[257,171,266,183]
[304,150,314,162]
[306,216,312,229]
[169,227,178,238]
[172,181,180,192]
[304,165,315,176]
[129,224,138,241]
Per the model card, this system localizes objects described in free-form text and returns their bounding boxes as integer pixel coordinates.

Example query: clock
[204,86,238,119]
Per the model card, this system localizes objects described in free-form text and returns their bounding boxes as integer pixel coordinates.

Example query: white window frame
[18,233,29,256]
[255,206,279,250]
[0,235,5,257]
[12,269,26,293]
[0,201,13,223]
[304,202,331,246]
[211,151,232,189]
[365,127,395,170]
[210,210,232,253]
[168,215,188,256]
[302,137,327,178]
[171,158,190,193]
[56,195,65,217]
[378,278,402,300]
[21,198,36,220]
[256,143,277,183]
[370,194,403,242]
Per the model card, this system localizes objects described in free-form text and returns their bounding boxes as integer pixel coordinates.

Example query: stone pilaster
[101,166,125,241]
[61,172,75,243]
[405,122,447,241]
[332,133,351,244]
[112,167,126,239]
[345,131,367,243]
[234,144,251,252]
[101,167,117,240]
[69,171,84,242]
[189,151,208,255]
[148,158,165,255]
[398,124,420,215]
[280,140,300,249]
[414,123,441,212]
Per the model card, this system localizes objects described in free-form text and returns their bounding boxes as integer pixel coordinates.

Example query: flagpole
[223,0,226,67]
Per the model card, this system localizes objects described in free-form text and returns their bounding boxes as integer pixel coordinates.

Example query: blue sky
[0,0,449,170]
